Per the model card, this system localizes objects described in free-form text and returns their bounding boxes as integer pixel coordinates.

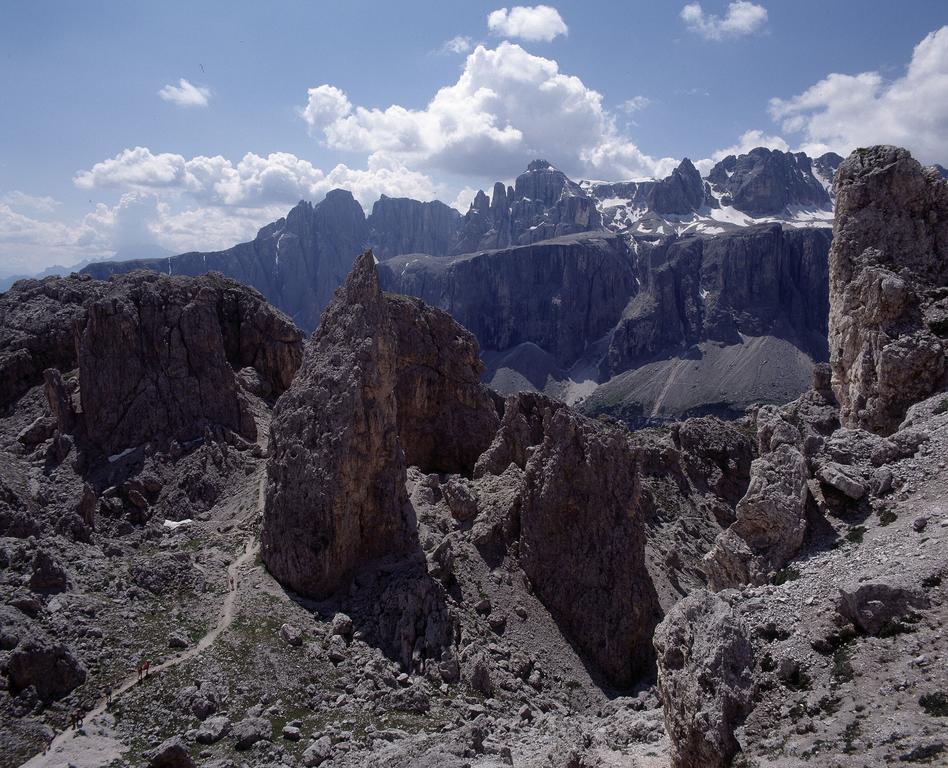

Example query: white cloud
[449,185,480,213]
[300,42,675,180]
[158,78,211,107]
[78,194,283,256]
[680,1,767,41]
[693,129,789,173]
[768,26,948,166]
[621,96,651,114]
[0,203,107,276]
[74,147,437,211]
[1,190,60,213]
[441,35,473,55]
[300,84,352,135]
[487,5,567,42]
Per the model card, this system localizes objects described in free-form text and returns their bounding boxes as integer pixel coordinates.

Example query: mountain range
[77,147,846,423]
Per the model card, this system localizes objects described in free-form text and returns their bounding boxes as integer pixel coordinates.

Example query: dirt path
[21,479,265,768]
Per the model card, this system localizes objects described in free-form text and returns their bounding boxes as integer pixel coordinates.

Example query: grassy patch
[774,567,801,586]
[878,508,898,526]
[832,644,855,684]
[846,525,866,544]
[920,692,948,717]
[842,720,862,754]
[819,695,841,715]
[900,743,945,763]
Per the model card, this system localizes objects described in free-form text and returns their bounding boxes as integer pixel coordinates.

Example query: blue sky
[1,1,946,276]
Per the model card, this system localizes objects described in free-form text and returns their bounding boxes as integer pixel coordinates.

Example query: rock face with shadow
[77,271,303,454]
[828,145,948,435]
[366,196,462,260]
[0,274,105,411]
[607,224,831,374]
[381,232,636,370]
[518,408,662,687]
[262,250,499,599]
[0,270,302,456]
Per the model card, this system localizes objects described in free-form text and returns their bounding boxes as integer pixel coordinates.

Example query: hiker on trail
[136,663,142,683]
[105,684,112,707]
[75,709,84,728]
[144,660,150,678]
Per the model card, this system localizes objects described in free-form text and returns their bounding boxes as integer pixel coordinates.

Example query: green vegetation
[842,720,862,754]
[920,692,948,717]
[878,507,898,526]
[773,567,800,585]
[899,743,945,764]
[832,644,855,684]
[846,525,866,544]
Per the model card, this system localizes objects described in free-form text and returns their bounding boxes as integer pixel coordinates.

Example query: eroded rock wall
[829,145,948,434]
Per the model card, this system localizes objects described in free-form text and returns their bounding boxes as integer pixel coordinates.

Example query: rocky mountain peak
[707,147,831,216]
[526,158,553,171]
[646,156,705,215]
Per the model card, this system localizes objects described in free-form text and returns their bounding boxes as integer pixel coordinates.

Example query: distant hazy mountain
[0,244,171,294]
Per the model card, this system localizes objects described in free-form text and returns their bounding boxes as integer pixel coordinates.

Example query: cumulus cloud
[300,84,352,135]
[74,147,437,211]
[441,35,473,55]
[768,26,948,165]
[449,186,480,213]
[680,1,767,41]
[300,42,675,180]
[1,191,60,213]
[487,5,567,42]
[158,78,211,107]
[77,193,281,256]
[0,203,105,276]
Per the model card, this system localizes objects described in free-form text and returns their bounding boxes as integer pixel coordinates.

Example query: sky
[1,0,946,277]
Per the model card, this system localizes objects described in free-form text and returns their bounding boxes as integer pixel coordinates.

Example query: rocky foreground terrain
[0,145,945,768]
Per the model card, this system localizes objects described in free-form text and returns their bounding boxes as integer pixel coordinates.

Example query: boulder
[829,146,948,434]
[148,736,195,768]
[279,623,303,646]
[303,735,333,767]
[837,582,930,636]
[195,716,230,745]
[17,416,56,446]
[6,634,87,701]
[654,590,755,768]
[817,462,866,500]
[704,443,809,589]
[28,549,69,592]
[232,716,271,750]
